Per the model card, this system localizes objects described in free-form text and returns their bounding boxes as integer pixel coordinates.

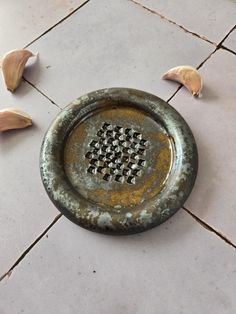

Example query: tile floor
[0,0,236,313]
[224,28,236,52]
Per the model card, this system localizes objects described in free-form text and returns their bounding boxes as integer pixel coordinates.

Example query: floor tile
[0,0,87,56]
[132,0,236,44]
[23,0,214,108]
[0,81,59,274]
[169,49,236,244]
[1,210,236,314]
[224,29,236,52]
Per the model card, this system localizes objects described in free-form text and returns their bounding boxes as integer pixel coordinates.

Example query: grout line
[0,1,90,282]
[21,1,92,110]
[166,47,217,103]
[0,213,62,282]
[129,0,217,46]
[159,25,234,103]
[221,45,236,57]
[24,0,90,49]
[23,77,62,110]
[166,32,234,103]
[1,0,233,284]
[167,85,182,103]
[183,206,236,250]
[166,45,214,102]
[217,24,236,47]
[166,24,235,102]
[196,47,217,70]
[165,24,236,247]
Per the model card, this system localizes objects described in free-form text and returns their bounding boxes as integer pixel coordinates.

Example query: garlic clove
[0,108,32,132]
[162,65,202,96]
[1,49,37,92]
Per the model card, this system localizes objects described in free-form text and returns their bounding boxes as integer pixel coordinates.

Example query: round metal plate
[40,88,198,235]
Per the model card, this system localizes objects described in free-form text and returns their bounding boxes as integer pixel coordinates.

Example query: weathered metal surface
[40,88,198,235]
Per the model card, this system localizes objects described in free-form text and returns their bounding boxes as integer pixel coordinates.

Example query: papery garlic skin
[162,66,202,97]
[1,49,36,92]
[0,108,32,131]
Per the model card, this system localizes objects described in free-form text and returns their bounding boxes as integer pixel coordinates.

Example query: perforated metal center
[85,122,149,184]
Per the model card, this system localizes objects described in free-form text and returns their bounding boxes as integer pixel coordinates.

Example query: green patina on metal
[40,88,198,235]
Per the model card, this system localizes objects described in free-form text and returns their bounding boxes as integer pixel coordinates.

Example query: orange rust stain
[63,106,173,209]
[64,122,86,164]
[92,132,172,207]
[101,106,145,124]
[64,106,144,164]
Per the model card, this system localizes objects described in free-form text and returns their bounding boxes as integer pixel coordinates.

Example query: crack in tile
[129,0,217,46]
[24,0,90,49]
[0,213,62,282]
[23,78,62,110]
[183,206,236,250]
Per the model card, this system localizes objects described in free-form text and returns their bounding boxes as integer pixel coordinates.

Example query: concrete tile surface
[0,0,236,312]
[0,82,59,274]
[170,49,236,244]
[1,211,236,314]
[23,0,214,108]
[0,0,87,56]
[224,29,236,52]
[132,0,236,44]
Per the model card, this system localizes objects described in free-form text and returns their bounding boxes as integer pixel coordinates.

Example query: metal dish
[40,88,198,235]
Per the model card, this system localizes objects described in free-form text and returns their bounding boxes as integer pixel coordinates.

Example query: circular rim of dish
[40,88,198,235]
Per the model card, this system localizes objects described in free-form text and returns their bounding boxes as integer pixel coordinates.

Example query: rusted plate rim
[40,88,198,235]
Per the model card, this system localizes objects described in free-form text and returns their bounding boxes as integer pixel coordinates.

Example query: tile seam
[23,78,62,110]
[0,213,62,282]
[24,0,91,49]
[129,0,217,46]
[183,206,236,250]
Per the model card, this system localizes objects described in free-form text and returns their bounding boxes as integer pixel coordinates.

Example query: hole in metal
[85,123,149,184]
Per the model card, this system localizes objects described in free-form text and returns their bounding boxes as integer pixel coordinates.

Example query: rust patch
[40,87,198,235]
[92,132,172,207]
[101,105,145,124]
[64,104,172,208]
[64,122,86,164]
